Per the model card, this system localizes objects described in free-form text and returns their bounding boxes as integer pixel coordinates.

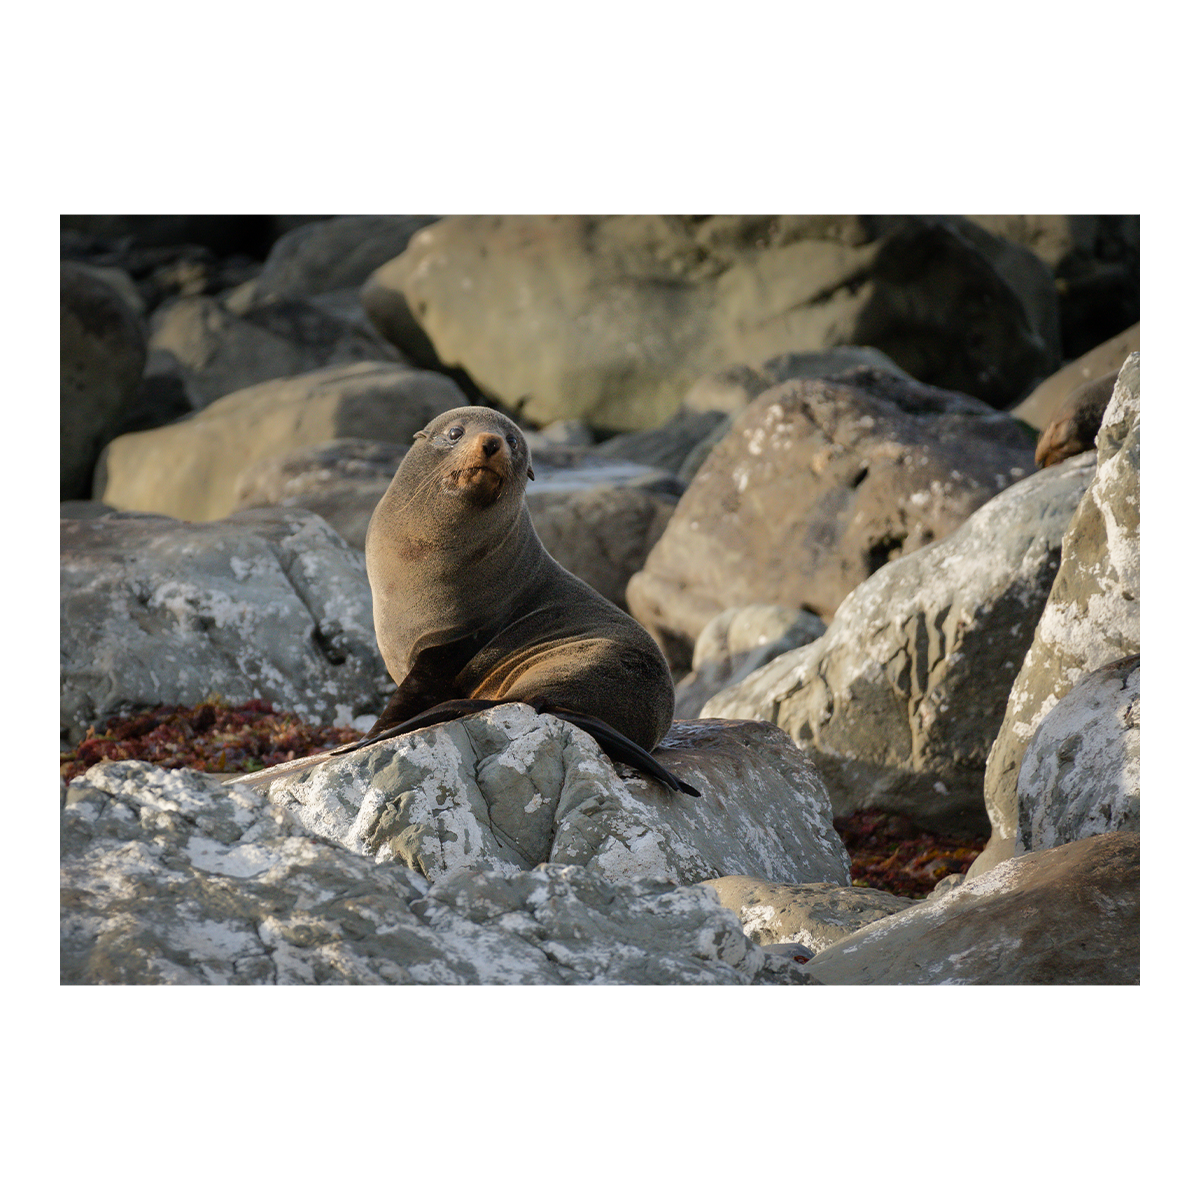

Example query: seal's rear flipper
[331,696,702,796]
[526,698,702,797]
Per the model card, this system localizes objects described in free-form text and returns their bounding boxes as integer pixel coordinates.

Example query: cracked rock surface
[976,352,1139,875]
[256,706,852,889]
[60,507,390,745]
[60,761,810,985]
[701,451,1094,835]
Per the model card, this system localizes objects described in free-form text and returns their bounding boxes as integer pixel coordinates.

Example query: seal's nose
[479,433,503,458]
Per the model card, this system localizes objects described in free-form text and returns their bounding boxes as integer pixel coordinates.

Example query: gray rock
[61,760,808,985]
[363,215,1060,430]
[61,262,148,499]
[674,606,827,720]
[1017,655,1139,853]
[701,875,913,953]
[628,367,1036,662]
[95,361,467,520]
[252,706,852,888]
[525,484,676,610]
[236,215,439,304]
[592,408,731,477]
[146,293,403,410]
[232,438,406,549]
[682,345,914,415]
[60,508,390,746]
[801,832,1139,985]
[976,352,1140,875]
[701,453,1096,835]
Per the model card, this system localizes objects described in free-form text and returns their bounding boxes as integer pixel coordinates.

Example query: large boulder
[701,453,1096,835]
[145,293,403,410]
[233,215,440,305]
[94,361,467,520]
[62,761,802,985]
[252,708,852,888]
[975,353,1140,876]
[61,263,148,499]
[681,345,914,415]
[627,367,1035,660]
[966,216,1139,360]
[801,832,1139,985]
[60,508,390,746]
[1017,654,1140,854]
[362,215,1061,429]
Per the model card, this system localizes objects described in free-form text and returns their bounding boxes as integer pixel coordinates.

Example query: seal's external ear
[527,465,535,481]
[413,430,429,442]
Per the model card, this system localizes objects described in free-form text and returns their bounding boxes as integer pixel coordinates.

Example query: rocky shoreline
[60,215,1140,984]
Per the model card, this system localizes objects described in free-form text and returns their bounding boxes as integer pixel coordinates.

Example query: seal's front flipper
[527,699,702,797]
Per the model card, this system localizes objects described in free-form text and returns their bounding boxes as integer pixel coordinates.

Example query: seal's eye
[506,434,519,452]
[447,426,464,442]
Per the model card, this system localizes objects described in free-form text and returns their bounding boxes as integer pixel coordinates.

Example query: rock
[62,761,803,984]
[232,438,406,550]
[674,606,827,720]
[591,409,732,477]
[363,215,1060,429]
[1013,323,1139,431]
[1017,655,1140,854]
[95,361,467,520]
[233,215,439,305]
[966,216,1139,360]
[59,508,390,746]
[801,832,1139,985]
[976,353,1140,876]
[1035,368,1118,467]
[701,875,913,953]
[701,453,1096,835]
[61,262,148,500]
[525,484,677,610]
[627,367,1036,662]
[252,707,852,889]
[682,345,914,415]
[146,293,403,410]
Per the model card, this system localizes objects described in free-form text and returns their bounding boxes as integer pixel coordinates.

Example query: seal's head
[412,406,535,507]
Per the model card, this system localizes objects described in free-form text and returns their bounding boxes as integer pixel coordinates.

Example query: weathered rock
[976,353,1139,876]
[252,707,852,889]
[60,508,389,746]
[146,293,403,410]
[702,453,1096,834]
[674,606,827,720]
[966,216,1139,360]
[627,368,1036,661]
[61,262,148,500]
[701,875,913,953]
[95,361,467,520]
[62,761,802,984]
[233,215,439,305]
[363,215,1060,429]
[1035,368,1118,467]
[232,438,406,550]
[801,832,1139,985]
[682,345,914,415]
[591,409,731,477]
[1017,655,1139,854]
[1013,323,1139,430]
[525,484,676,610]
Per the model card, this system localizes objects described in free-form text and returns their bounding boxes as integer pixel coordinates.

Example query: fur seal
[341,405,697,795]
[1035,369,1119,468]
